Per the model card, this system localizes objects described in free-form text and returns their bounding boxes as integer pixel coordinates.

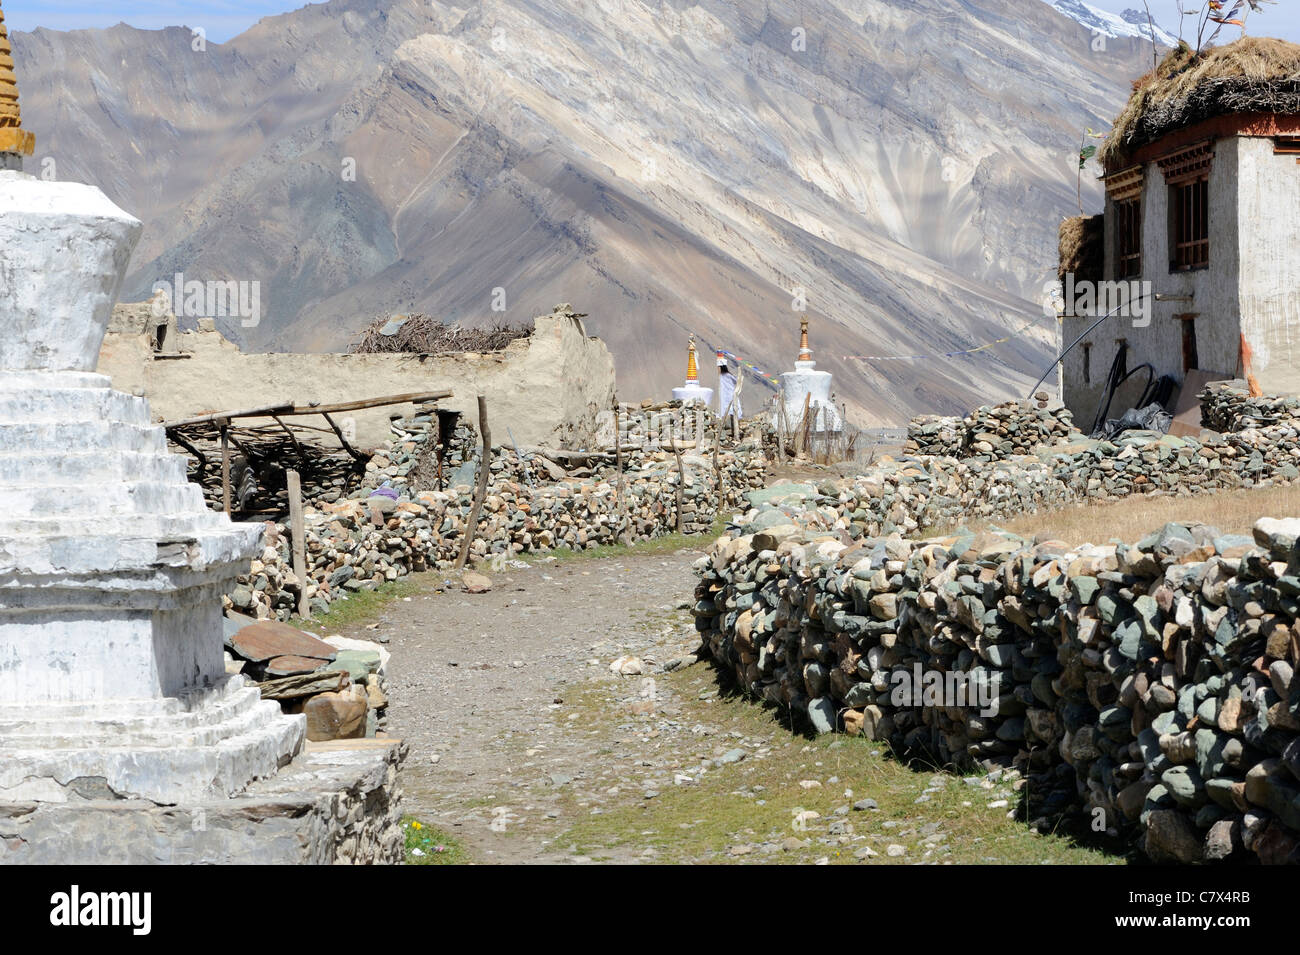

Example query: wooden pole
[613,396,628,544]
[455,395,492,572]
[287,469,310,620]
[219,419,232,516]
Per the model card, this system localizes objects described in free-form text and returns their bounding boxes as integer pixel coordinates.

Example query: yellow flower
[412,821,423,831]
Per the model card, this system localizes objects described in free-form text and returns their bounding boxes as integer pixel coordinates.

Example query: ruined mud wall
[97,306,616,449]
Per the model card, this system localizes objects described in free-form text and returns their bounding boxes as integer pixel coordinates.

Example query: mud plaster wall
[96,311,617,449]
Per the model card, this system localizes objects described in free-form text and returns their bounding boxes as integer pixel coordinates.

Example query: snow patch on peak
[1047,1,1179,47]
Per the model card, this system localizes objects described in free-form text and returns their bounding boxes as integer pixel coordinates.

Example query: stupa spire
[685,335,700,384]
[0,0,34,158]
[798,318,812,362]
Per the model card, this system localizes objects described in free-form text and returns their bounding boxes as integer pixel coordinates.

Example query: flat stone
[227,620,336,665]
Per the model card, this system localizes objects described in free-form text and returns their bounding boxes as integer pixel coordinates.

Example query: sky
[1087,0,1300,43]
[1,1,313,42]
[3,0,1298,45]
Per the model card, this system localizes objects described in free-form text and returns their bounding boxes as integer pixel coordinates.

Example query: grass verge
[552,665,1117,865]
[403,816,466,865]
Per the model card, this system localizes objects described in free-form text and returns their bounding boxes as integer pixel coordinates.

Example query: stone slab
[227,620,337,664]
[0,738,407,865]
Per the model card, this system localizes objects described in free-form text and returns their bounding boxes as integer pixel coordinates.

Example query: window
[1158,142,1213,272]
[1170,176,1209,271]
[1116,199,1141,278]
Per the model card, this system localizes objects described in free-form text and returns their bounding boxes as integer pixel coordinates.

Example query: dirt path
[328,543,1116,866]
[357,548,708,864]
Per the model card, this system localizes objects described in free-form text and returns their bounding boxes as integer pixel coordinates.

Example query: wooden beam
[270,414,304,458]
[161,389,453,430]
[320,411,365,462]
[164,403,295,430]
[219,420,232,516]
[168,430,208,471]
[290,390,453,416]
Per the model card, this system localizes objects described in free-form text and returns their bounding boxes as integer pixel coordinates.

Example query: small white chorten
[671,336,714,406]
[773,318,843,433]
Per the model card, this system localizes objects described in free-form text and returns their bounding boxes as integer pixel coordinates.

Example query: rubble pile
[904,415,964,457]
[222,620,391,742]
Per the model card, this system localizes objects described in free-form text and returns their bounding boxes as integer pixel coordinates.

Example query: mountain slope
[11,0,1153,423]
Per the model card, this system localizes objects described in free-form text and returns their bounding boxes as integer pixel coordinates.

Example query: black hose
[1026,290,1156,398]
[1092,360,1157,436]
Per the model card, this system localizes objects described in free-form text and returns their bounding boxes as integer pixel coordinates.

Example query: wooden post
[455,395,491,572]
[219,419,232,515]
[669,411,686,534]
[798,394,812,455]
[287,469,310,620]
[777,397,789,459]
[613,395,628,544]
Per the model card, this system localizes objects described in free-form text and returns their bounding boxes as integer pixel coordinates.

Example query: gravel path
[352,547,709,864]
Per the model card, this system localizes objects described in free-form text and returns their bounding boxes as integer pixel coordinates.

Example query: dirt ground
[328,544,1115,866]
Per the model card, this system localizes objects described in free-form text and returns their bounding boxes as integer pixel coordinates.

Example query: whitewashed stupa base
[0,173,303,806]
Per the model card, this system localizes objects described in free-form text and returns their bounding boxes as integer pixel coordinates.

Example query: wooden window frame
[1159,143,1213,273]
[1115,198,1142,279]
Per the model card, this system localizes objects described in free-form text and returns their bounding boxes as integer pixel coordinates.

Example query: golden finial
[686,335,699,384]
[798,318,812,362]
[0,1,35,157]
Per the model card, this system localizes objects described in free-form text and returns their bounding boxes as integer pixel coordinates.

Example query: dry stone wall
[695,419,1300,864]
[1200,382,1300,434]
[227,410,767,621]
[905,399,1080,459]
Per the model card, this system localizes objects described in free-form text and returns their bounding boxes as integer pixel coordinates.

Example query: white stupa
[0,17,303,805]
[773,318,843,433]
[671,336,714,406]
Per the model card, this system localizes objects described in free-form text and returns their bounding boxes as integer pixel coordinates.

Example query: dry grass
[954,482,1300,547]
[1058,214,1104,283]
[1101,37,1300,169]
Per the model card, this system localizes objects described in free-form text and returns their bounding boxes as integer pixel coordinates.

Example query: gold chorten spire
[0,1,34,157]
[798,318,812,362]
[685,335,700,383]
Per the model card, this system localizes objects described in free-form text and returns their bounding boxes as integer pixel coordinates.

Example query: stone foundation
[0,738,407,864]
